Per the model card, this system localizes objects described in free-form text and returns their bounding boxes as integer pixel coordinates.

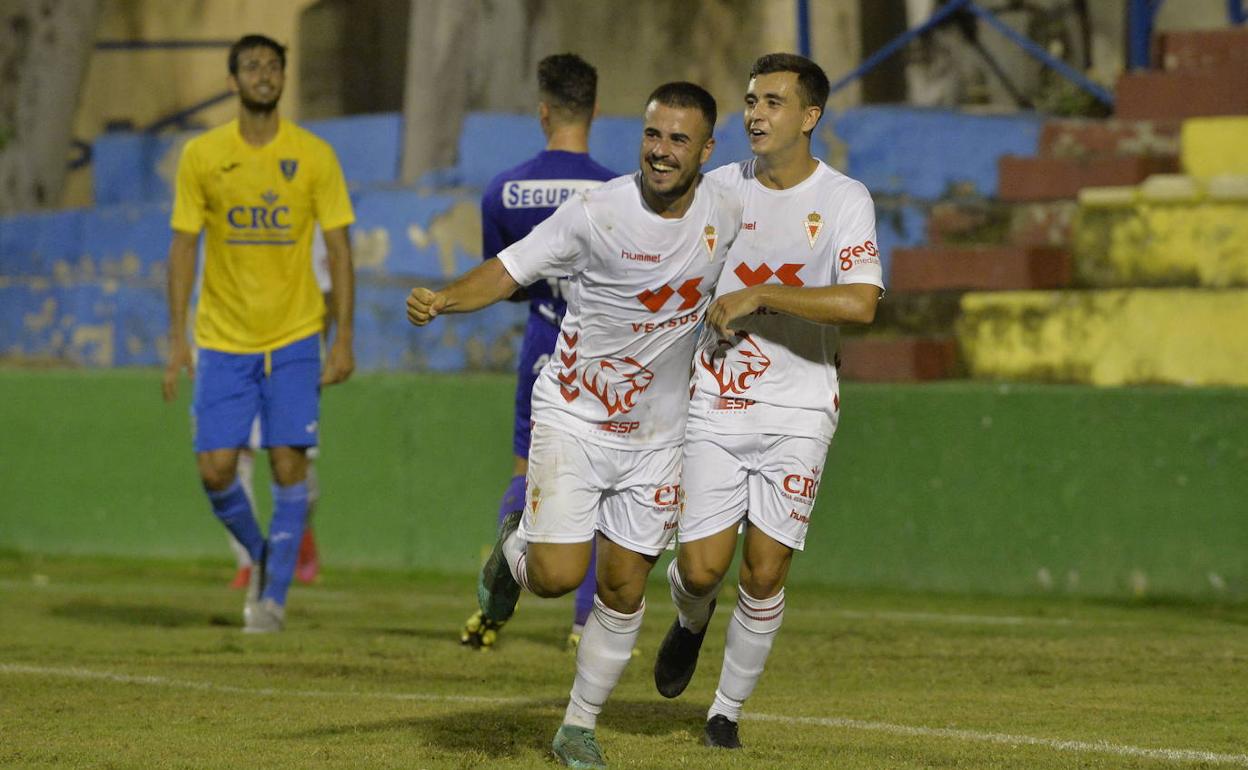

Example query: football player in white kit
[652,54,884,750]
[407,82,741,769]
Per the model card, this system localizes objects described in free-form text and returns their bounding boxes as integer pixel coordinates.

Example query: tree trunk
[0,0,100,213]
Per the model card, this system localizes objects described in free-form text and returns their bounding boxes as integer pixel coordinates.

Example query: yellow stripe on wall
[958,289,1248,386]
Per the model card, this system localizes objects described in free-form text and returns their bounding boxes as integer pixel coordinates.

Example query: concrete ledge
[1038,118,1180,159]
[891,245,1071,292]
[998,155,1177,201]
[1181,117,1248,179]
[838,336,958,382]
[1075,193,1248,288]
[1116,70,1248,121]
[1156,27,1248,73]
[958,289,1248,386]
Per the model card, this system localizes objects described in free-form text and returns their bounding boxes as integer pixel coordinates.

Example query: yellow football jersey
[171,119,354,353]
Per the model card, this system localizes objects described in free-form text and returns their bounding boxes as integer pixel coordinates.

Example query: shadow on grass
[50,599,234,628]
[280,698,704,757]
[369,625,573,652]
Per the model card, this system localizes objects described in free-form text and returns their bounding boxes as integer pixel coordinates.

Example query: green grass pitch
[2,551,1246,769]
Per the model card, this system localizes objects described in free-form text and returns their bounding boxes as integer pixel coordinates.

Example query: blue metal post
[797,0,812,58]
[1127,0,1163,70]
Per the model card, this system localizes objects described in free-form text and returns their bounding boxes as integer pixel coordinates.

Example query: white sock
[667,558,719,634]
[227,534,252,569]
[502,529,533,593]
[236,450,256,509]
[564,596,644,730]
[231,451,257,568]
[305,461,319,518]
[709,586,785,723]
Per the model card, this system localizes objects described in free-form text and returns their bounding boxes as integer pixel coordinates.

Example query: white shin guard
[667,557,720,634]
[564,596,644,730]
[710,586,785,723]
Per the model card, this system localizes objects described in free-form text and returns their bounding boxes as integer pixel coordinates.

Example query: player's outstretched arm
[707,282,881,337]
[162,230,200,402]
[406,258,521,326]
[321,226,355,386]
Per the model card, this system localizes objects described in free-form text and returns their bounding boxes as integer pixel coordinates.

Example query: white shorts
[679,429,830,551]
[519,423,683,556]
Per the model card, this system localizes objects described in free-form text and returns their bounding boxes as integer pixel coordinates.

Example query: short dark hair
[750,53,830,116]
[229,34,286,76]
[645,81,717,137]
[538,53,597,121]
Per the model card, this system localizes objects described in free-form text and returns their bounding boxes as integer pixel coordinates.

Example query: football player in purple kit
[460,53,616,651]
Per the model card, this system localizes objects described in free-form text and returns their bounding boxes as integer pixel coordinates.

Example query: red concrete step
[890,245,1072,292]
[838,336,958,382]
[1037,118,1180,159]
[998,155,1176,201]
[1115,69,1248,120]
[1155,27,1248,73]
[926,201,1077,249]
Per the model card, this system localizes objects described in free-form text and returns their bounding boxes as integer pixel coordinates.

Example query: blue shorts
[192,333,321,452]
[513,312,560,458]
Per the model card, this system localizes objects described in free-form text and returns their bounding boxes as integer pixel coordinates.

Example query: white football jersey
[688,159,883,442]
[498,172,741,449]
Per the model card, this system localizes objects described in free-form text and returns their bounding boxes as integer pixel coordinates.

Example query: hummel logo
[262,189,280,206]
[221,162,240,173]
[305,421,318,434]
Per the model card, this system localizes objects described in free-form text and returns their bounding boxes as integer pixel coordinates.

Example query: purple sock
[497,474,526,525]
[573,539,597,627]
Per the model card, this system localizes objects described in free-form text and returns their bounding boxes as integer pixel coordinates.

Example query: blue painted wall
[5,107,1040,370]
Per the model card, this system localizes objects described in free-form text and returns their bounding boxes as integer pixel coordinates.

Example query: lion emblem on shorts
[700,332,771,395]
[581,357,654,416]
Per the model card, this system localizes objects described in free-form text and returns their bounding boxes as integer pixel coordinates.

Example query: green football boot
[552,724,607,769]
[477,510,523,624]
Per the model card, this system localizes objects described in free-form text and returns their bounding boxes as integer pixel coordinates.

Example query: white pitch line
[832,609,1074,627]
[747,713,1248,767]
[4,662,1246,767]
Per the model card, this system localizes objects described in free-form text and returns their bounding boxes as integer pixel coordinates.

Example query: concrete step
[1075,175,1248,288]
[838,336,959,382]
[891,245,1072,292]
[998,155,1178,201]
[1038,118,1180,160]
[1116,69,1248,121]
[926,200,1078,249]
[1155,27,1248,73]
[1181,117,1248,179]
[958,288,1248,386]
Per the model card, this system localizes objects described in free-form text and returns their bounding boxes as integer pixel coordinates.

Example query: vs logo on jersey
[280,159,298,181]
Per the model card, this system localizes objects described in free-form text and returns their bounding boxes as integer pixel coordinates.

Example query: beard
[240,92,280,114]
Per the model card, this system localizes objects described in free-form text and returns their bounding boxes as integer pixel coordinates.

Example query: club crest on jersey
[703,225,717,260]
[280,159,298,181]
[804,212,823,248]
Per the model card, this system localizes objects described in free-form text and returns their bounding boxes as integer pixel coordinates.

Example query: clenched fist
[406,287,448,326]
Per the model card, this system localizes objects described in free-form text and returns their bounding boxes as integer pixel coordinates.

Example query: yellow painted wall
[958,289,1248,386]
[1075,180,1248,288]
[1182,117,1248,179]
